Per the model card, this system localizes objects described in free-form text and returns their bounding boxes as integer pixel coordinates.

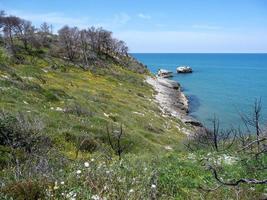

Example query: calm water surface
[132,53,267,128]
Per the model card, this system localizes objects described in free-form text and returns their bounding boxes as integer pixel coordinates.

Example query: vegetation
[0,11,266,199]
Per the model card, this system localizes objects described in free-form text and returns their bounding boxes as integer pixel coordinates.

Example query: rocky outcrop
[177,66,193,73]
[156,78,180,89]
[146,76,203,133]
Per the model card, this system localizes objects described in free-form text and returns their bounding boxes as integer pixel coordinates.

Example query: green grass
[1,50,266,200]
[0,55,186,158]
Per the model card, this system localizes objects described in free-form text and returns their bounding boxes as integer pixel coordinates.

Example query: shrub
[64,132,98,157]
[79,137,98,152]
[64,102,93,117]
[1,179,49,200]
[0,111,44,152]
[0,145,11,169]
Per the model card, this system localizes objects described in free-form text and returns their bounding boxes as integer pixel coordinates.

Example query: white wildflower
[53,181,59,190]
[223,155,238,165]
[1,75,9,79]
[66,191,77,198]
[164,145,173,150]
[23,101,29,104]
[151,184,156,189]
[60,181,64,185]
[84,162,89,168]
[132,111,144,116]
[76,170,82,175]
[55,107,64,111]
[91,158,95,162]
[217,154,238,165]
[91,194,100,200]
[129,189,134,193]
[22,76,34,80]
[187,153,196,160]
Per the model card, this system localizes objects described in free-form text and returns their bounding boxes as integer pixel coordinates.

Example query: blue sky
[1,0,267,53]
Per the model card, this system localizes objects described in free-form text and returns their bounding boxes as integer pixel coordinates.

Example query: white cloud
[3,9,91,29]
[3,9,131,31]
[92,12,131,30]
[138,13,151,20]
[112,12,131,25]
[27,13,89,27]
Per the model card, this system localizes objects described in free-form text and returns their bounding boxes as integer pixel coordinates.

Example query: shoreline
[146,76,203,134]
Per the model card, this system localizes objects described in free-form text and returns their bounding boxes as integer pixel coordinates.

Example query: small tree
[0,15,21,53]
[198,100,267,192]
[239,98,262,151]
[39,22,52,47]
[186,115,235,152]
[58,26,79,61]
[106,123,129,160]
[15,19,39,51]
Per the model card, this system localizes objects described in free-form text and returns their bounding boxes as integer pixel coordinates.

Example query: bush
[64,102,93,117]
[0,111,44,152]
[78,137,98,153]
[0,145,11,169]
[1,179,49,200]
[64,132,98,154]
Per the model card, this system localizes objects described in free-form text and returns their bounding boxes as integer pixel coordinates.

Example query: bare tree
[116,40,128,56]
[79,29,91,66]
[58,26,79,61]
[14,19,38,51]
[39,22,52,47]
[0,15,21,53]
[208,165,267,186]
[87,26,98,53]
[40,22,50,34]
[186,115,235,152]
[0,14,39,53]
[1,10,130,67]
[106,123,129,160]
[240,98,262,151]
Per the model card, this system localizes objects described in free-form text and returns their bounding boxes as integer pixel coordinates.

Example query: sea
[132,53,267,129]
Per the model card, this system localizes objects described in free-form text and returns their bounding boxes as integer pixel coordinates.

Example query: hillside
[0,11,266,200]
[0,49,186,155]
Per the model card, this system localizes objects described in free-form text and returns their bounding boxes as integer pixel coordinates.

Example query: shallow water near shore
[132,53,267,129]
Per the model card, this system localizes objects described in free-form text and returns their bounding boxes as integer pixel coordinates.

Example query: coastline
[146,76,203,134]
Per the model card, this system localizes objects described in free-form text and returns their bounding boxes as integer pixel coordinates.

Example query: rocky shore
[146,76,203,133]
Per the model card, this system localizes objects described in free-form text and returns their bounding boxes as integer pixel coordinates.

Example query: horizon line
[130,52,267,54]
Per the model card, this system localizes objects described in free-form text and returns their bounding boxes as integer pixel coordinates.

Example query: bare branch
[238,137,267,152]
[208,165,267,186]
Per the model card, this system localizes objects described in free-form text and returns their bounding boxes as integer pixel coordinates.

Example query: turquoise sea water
[132,53,267,128]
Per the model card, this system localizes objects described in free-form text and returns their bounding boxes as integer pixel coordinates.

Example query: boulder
[177,66,193,73]
[157,78,180,89]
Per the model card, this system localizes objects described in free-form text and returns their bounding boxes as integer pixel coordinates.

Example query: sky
[1,0,267,53]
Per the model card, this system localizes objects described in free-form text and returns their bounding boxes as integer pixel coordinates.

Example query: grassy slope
[0,53,186,158]
[1,50,266,200]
